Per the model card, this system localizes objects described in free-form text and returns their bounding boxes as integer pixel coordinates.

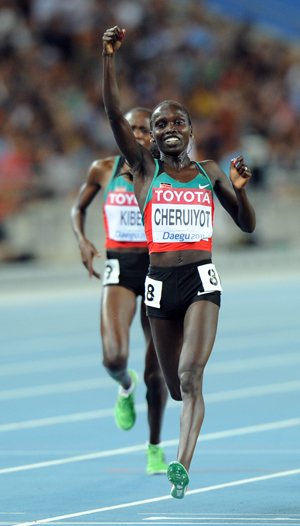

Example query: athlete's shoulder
[198,159,228,187]
[198,159,222,175]
[88,156,119,185]
[198,159,215,168]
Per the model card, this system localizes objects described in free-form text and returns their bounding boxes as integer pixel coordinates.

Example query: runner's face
[151,104,191,155]
[126,112,151,149]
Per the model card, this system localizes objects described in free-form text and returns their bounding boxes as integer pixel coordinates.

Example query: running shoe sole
[167,461,189,499]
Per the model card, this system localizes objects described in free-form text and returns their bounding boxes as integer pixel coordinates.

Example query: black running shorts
[145,259,221,319]
[103,251,149,297]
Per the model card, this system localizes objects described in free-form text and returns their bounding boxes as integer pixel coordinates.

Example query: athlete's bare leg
[101,285,137,389]
[140,301,168,445]
[149,300,219,472]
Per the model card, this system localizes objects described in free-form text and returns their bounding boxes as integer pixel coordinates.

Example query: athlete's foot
[146,444,168,475]
[167,461,189,499]
[114,369,138,431]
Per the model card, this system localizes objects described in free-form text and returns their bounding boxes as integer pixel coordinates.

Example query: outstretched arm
[70,162,103,279]
[102,26,149,172]
[205,156,256,233]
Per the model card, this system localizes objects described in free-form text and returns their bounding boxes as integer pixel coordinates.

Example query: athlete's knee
[144,365,165,390]
[179,366,204,397]
[102,350,127,373]
[102,332,129,369]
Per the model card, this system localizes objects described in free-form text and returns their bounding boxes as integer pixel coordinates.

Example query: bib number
[144,276,163,309]
[103,259,120,285]
[197,263,222,293]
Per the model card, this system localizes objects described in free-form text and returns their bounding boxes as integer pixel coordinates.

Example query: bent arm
[230,186,256,233]
[205,159,256,233]
[71,163,102,279]
[71,179,100,246]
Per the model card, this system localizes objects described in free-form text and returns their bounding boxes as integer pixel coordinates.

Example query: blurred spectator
[0,0,300,260]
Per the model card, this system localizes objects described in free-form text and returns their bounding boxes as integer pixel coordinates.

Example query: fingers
[88,253,94,280]
[231,156,251,177]
[88,251,101,280]
[117,28,126,41]
[103,26,126,44]
[84,261,101,280]
[82,248,101,280]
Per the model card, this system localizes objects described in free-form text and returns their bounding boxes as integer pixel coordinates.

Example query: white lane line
[0,443,147,475]
[0,355,101,377]
[3,523,294,526]
[1,417,300,475]
[9,523,300,526]
[2,448,300,458]
[2,324,299,359]
[213,328,299,354]
[1,376,300,404]
[204,380,300,403]
[0,407,119,432]
[2,350,300,378]
[192,449,300,455]
[13,468,300,526]
[0,378,110,400]
[1,380,300,431]
[0,286,100,307]
[10,523,300,526]
[140,513,300,524]
[206,351,300,375]
[0,334,98,359]
[0,378,300,433]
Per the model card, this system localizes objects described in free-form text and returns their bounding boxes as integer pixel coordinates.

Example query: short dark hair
[150,100,192,129]
[125,107,152,117]
[149,100,192,159]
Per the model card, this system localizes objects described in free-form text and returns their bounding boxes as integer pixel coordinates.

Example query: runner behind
[71,108,168,475]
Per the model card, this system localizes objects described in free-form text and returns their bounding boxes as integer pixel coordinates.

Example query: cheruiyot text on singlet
[103,156,147,248]
[142,159,214,254]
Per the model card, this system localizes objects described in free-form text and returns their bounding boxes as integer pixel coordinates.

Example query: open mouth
[165,136,180,145]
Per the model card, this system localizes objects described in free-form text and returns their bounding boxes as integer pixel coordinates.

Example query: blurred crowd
[1,0,300,259]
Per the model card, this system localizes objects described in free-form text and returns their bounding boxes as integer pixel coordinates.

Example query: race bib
[105,191,147,243]
[103,259,120,285]
[197,263,222,293]
[144,276,163,308]
[151,187,213,243]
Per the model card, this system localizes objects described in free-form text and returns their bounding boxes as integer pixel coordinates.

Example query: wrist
[234,186,247,199]
[78,236,87,248]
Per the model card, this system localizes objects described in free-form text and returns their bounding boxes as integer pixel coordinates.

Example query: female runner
[102,26,256,498]
[71,107,168,475]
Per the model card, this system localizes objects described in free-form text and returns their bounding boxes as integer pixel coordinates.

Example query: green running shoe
[115,369,138,431]
[146,444,168,475]
[167,461,189,499]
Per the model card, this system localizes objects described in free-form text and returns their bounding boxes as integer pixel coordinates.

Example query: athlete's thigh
[101,285,137,341]
[179,300,220,375]
[149,316,183,393]
[140,299,152,344]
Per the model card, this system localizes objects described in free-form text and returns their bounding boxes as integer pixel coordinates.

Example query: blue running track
[1,259,300,526]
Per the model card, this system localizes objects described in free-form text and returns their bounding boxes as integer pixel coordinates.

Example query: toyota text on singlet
[142,160,214,254]
[103,156,148,248]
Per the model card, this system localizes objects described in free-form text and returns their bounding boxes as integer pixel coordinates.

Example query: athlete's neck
[160,151,191,171]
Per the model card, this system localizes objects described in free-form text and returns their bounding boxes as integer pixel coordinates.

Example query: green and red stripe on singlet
[142,159,214,254]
